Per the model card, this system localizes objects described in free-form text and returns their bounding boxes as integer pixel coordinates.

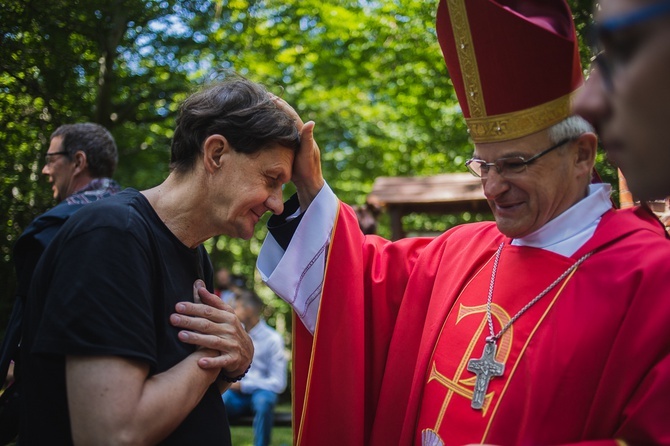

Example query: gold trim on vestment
[446,0,573,143]
[448,0,486,118]
[467,94,573,143]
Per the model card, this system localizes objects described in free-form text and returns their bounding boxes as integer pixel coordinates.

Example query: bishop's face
[573,0,670,200]
[473,130,586,239]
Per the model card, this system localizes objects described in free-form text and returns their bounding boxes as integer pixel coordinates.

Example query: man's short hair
[51,123,118,178]
[170,76,301,173]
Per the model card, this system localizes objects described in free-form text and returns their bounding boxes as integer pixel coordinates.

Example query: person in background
[223,289,288,446]
[257,1,670,444]
[19,76,300,445]
[214,266,237,305]
[573,0,670,201]
[0,123,120,444]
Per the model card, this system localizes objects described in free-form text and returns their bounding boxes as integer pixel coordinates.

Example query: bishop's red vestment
[290,203,670,445]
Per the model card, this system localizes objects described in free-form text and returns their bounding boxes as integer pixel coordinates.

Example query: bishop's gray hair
[548,115,595,144]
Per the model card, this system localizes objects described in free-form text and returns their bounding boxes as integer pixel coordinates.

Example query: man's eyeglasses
[44,151,70,164]
[465,138,572,179]
[589,0,670,91]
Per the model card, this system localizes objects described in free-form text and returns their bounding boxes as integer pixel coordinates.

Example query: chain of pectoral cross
[466,242,593,409]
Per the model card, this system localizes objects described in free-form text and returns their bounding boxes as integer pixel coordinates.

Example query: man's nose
[266,188,285,215]
[572,67,610,131]
[482,168,510,200]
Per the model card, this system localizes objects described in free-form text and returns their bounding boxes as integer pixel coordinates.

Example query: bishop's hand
[270,94,325,211]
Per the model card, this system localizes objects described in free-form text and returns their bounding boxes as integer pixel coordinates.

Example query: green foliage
[0,0,611,335]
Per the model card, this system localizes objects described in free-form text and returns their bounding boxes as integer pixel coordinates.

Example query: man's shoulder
[25,199,84,231]
[68,188,141,218]
[38,179,123,219]
[16,201,84,251]
[15,188,126,256]
[59,188,153,239]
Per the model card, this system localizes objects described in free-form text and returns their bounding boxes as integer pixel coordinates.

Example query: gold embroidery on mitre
[466,94,573,143]
[448,0,486,118]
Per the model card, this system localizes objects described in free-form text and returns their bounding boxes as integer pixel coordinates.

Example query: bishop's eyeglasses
[465,138,572,179]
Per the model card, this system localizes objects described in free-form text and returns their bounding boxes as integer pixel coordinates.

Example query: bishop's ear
[574,132,597,172]
[202,134,230,173]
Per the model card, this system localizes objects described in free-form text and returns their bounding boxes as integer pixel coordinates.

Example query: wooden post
[389,207,404,241]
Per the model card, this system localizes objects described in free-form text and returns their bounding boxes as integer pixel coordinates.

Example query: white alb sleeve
[257,183,338,334]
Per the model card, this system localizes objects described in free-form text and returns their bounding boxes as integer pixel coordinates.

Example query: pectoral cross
[467,340,505,410]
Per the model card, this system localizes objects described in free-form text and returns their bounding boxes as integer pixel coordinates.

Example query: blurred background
[0,0,605,352]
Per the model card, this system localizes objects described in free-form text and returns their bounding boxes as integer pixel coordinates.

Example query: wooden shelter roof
[366,172,489,240]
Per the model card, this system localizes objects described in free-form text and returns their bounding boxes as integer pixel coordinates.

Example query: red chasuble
[291,204,670,446]
[416,246,593,445]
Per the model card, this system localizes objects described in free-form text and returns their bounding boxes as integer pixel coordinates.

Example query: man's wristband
[220,362,252,383]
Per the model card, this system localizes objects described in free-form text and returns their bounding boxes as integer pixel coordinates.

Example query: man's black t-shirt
[19,189,231,445]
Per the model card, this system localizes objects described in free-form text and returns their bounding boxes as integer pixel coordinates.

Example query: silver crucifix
[466,340,505,410]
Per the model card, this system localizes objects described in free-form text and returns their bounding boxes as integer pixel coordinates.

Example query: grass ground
[230,401,292,446]
[230,425,292,446]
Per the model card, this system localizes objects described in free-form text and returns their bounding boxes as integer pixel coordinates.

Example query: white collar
[511,183,612,257]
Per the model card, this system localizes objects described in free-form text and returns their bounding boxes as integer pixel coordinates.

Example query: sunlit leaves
[0,0,610,333]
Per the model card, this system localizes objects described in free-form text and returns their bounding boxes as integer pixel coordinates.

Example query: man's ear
[574,132,598,173]
[72,151,88,176]
[203,134,229,173]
